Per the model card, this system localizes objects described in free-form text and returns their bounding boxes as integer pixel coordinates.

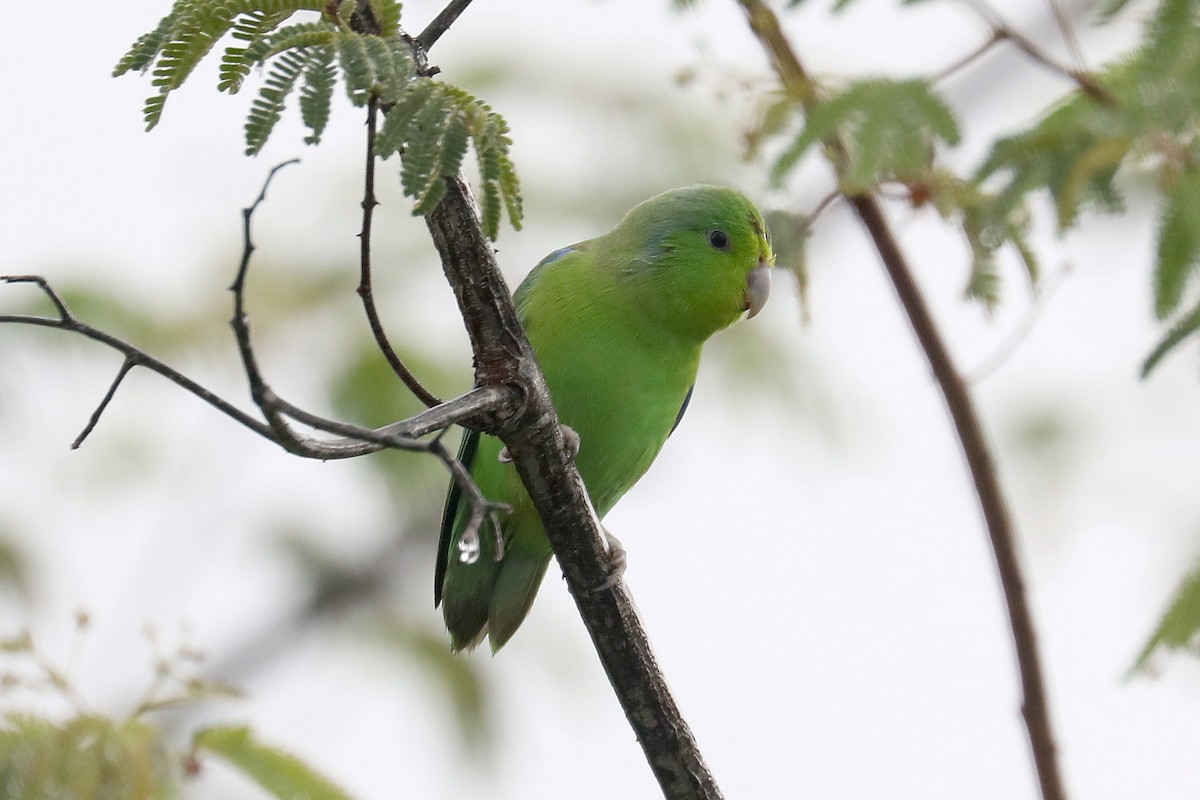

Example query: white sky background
[3,1,1200,799]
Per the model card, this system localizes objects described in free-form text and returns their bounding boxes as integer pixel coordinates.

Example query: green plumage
[437,185,774,651]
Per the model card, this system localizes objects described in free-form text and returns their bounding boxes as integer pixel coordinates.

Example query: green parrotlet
[436,185,774,652]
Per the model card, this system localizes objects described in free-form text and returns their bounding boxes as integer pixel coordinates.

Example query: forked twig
[1,164,517,539]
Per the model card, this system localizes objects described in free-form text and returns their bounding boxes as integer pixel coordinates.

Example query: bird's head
[613,185,775,342]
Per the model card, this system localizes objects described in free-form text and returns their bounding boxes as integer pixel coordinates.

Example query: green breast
[523,287,700,516]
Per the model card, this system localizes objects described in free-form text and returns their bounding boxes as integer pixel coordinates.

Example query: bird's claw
[579,529,626,596]
[497,425,577,463]
[560,424,580,461]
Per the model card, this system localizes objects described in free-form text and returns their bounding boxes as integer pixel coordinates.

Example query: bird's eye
[708,230,730,251]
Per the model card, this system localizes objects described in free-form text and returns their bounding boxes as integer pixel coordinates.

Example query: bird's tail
[487,534,552,652]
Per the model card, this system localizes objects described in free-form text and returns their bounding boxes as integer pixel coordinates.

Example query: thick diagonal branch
[424,174,723,800]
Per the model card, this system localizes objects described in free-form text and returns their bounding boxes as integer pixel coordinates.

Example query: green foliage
[115,0,522,238]
[192,725,354,800]
[0,714,177,800]
[1155,168,1200,319]
[977,0,1200,371]
[1097,0,1137,20]
[1131,555,1200,673]
[770,78,961,195]
[0,532,29,598]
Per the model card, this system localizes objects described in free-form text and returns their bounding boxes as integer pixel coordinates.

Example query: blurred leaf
[1142,297,1200,376]
[0,533,30,599]
[1096,0,1137,21]
[330,341,461,428]
[772,78,960,194]
[763,209,811,321]
[373,616,493,753]
[960,187,1038,311]
[1131,554,1200,673]
[1154,167,1200,319]
[744,90,797,163]
[0,714,176,800]
[193,725,353,800]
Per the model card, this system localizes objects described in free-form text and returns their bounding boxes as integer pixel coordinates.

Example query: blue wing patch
[542,246,575,265]
[670,384,695,435]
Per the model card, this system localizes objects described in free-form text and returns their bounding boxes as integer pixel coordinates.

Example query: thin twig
[416,0,475,49]
[931,30,1005,84]
[72,356,138,449]
[1,164,517,538]
[0,273,513,459]
[1046,0,1085,69]
[964,0,1113,105]
[966,264,1071,383]
[806,189,843,229]
[225,161,515,530]
[357,97,442,407]
[1,275,278,444]
[733,3,1068,799]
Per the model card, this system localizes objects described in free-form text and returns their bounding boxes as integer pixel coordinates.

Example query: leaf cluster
[760,76,1028,309]
[979,0,1200,373]
[114,0,522,238]
[761,0,1200,357]
[0,715,175,800]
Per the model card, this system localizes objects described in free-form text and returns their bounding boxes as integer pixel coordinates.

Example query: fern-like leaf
[1142,298,1200,376]
[300,46,337,145]
[374,0,403,36]
[219,10,296,93]
[401,86,453,204]
[244,48,312,155]
[118,0,522,236]
[772,78,960,194]
[113,1,190,76]
[257,20,339,60]
[336,33,379,106]
[1154,167,1200,319]
[376,78,432,158]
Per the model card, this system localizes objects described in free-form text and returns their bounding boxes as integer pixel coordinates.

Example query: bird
[436,185,774,652]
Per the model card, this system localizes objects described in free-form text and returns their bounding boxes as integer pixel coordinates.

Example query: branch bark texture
[734,3,1067,800]
[424,175,722,799]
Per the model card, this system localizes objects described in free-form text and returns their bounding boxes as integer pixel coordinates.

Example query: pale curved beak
[744,261,772,318]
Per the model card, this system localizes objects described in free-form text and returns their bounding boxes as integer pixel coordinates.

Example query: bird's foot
[560,424,581,461]
[497,425,578,464]
[579,529,627,596]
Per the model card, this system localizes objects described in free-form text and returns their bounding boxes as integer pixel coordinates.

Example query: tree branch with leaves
[5,1,726,797]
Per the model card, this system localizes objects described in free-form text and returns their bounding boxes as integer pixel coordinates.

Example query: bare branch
[358,97,443,408]
[1046,0,1085,70]
[1,275,279,444]
[416,0,474,50]
[2,163,519,558]
[72,356,138,449]
[931,30,1005,84]
[964,0,1113,105]
[734,3,1068,799]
